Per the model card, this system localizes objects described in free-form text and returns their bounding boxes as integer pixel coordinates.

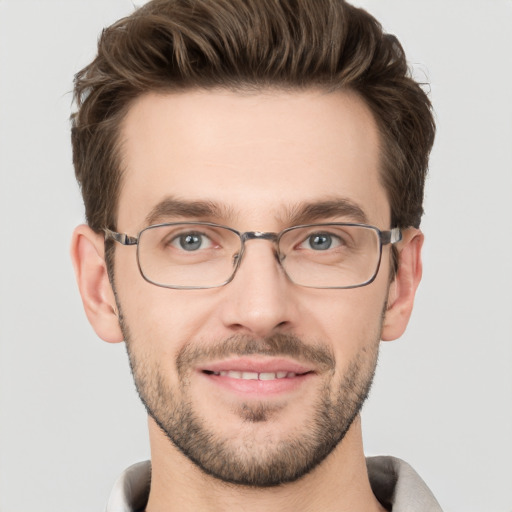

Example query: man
[70,0,439,510]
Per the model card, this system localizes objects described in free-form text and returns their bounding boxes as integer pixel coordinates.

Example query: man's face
[113,89,392,486]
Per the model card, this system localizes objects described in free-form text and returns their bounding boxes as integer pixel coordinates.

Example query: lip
[198,357,315,396]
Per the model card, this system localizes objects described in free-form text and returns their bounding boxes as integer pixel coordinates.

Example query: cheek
[115,265,225,359]
[317,293,384,395]
[302,285,387,344]
[299,290,386,389]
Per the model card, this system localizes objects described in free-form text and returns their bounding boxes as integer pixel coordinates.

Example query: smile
[204,370,301,380]
[198,358,315,396]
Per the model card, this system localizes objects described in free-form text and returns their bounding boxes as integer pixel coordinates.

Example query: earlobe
[70,224,124,343]
[381,229,423,341]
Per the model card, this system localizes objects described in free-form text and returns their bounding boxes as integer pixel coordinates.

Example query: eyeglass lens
[136,223,383,289]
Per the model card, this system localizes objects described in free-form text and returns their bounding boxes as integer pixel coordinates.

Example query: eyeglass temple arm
[381,227,402,245]
[104,228,138,246]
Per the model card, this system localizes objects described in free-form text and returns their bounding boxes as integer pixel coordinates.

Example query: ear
[381,228,423,341]
[70,225,124,343]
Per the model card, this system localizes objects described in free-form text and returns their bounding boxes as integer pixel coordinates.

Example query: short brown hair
[71,0,435,234]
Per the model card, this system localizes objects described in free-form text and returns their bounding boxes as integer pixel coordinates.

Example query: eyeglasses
[104,222,401,290]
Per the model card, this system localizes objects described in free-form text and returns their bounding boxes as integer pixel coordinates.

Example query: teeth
[215,371,298,380]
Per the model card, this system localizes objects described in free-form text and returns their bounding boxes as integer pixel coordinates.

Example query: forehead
[117,89,389,231]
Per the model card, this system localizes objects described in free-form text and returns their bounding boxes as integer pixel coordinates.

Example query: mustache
[176,333,335,374]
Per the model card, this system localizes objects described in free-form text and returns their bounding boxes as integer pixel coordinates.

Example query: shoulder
[105,461,151,512]
[366,456,443,512]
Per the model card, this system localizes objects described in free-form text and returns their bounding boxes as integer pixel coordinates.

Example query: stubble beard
[119,311,381,487]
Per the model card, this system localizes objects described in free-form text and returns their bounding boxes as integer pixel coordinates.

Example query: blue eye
[302,233,344,251]
[308,234,333,250]
[173,232,212,251]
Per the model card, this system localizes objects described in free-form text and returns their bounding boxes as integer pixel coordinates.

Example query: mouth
[203,370,304,380]
[198,357,315,396]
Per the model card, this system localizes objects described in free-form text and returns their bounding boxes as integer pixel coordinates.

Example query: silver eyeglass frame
[104,222,402,290]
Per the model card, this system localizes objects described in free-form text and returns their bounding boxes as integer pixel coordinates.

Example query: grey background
[0,1,511,510]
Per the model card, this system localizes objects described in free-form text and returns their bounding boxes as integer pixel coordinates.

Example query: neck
[145,416,385,512]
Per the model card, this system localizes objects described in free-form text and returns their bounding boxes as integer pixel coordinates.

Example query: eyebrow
[144,196,368,228]
[145,197,234,226]
[284,199,369,225]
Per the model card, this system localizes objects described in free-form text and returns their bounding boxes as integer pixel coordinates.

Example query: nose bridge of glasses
[242,231,279,242]
[236,231,281,266]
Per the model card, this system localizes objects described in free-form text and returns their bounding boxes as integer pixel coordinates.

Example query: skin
[71,89,423,512]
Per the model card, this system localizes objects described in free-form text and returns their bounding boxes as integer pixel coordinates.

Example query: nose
[218,239,299,338]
